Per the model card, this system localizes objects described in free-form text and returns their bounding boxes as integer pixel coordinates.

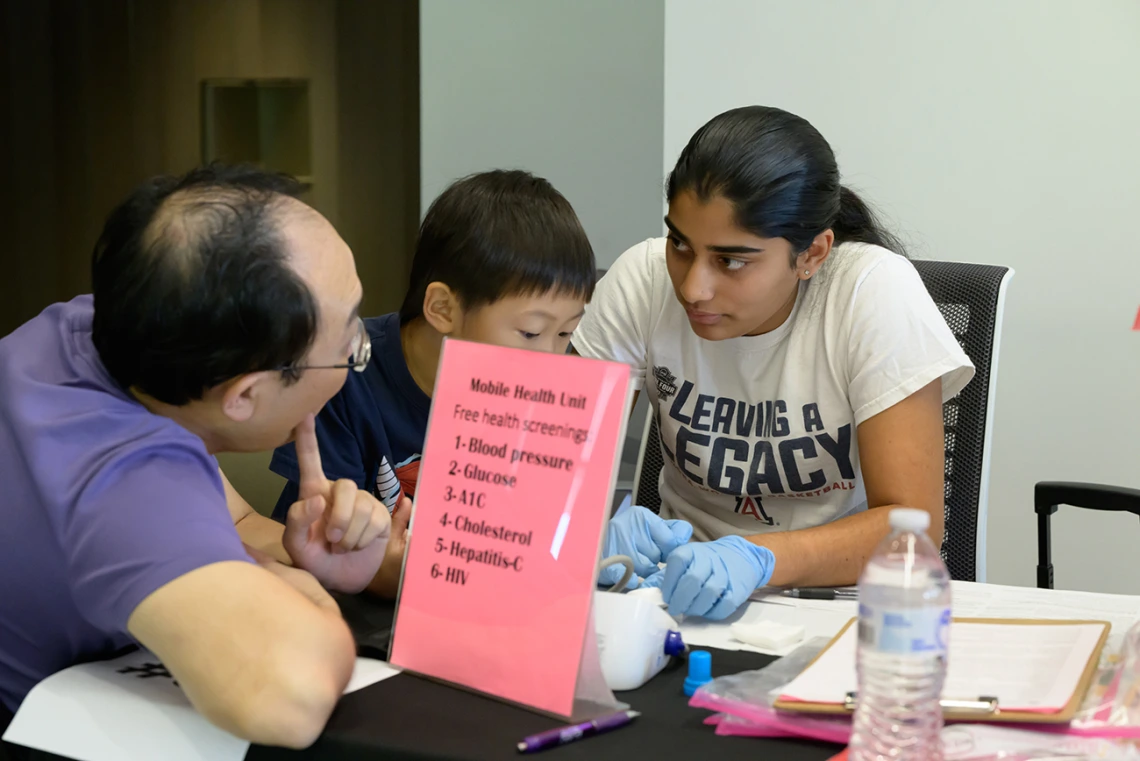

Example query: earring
[803,270,811,278]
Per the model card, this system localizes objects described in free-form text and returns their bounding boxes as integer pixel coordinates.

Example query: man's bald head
[92,165,322,405]
[140,184,321,273]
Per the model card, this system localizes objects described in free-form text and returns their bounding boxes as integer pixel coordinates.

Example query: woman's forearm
[746,504,942,588]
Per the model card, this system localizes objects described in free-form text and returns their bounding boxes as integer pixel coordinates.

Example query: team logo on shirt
[734,495,774,526]
[658,376,857,521]
[375,457,401,509]
[652,365,678,401]
[395,454,421,500]
[374,454,422,512]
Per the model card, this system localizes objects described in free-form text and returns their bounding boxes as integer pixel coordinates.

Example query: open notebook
[776,618,1110,723]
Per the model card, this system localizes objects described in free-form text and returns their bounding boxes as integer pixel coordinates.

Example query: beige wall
[1,0,419,515]
[1,0,341,318]
[1,0,63,335]
[336,0,420,319]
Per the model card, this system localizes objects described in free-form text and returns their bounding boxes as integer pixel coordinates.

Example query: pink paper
[390,340,630,717]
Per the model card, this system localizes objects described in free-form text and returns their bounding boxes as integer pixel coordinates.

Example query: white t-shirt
[573,238,975,541]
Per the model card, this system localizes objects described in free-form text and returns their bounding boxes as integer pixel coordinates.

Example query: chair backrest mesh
[634,415,664,514]
[912,260,1009,581]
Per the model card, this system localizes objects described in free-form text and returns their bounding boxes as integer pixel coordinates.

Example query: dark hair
[92,164,319,406]
[399,170,596,324]
[666,106,906,259]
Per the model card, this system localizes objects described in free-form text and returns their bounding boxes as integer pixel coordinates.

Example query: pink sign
[389,339,632,718]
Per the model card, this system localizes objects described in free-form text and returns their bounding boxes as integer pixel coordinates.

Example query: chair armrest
[1035,481,1140,517]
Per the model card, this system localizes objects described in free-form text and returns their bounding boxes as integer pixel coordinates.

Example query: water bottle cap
[889,507,930,533]
[664,630,686,657]
[683,650,713,696]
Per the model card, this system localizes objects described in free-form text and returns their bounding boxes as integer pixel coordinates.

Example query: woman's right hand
[599,497,693,588]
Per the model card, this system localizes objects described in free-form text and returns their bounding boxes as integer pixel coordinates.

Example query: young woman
[577,106,974,619]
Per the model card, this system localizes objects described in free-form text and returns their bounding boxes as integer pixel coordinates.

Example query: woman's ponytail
[834,185,907,256]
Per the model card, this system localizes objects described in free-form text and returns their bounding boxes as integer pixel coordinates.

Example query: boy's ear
[422,282,461,335]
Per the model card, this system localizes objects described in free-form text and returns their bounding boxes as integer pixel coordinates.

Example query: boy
[268,170,596,596]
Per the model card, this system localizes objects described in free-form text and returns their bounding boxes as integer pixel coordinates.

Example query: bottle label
[859,604,950,656]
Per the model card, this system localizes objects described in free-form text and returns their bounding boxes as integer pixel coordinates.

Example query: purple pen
[516,709,641,753]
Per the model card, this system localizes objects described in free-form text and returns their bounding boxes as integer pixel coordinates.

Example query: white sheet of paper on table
[2,650,401,761]
[730,580,1140,655]
[947,580,1140,652]
[749,588,860,615]
[679,599,855,656]
[941,723,1140,759]
[779,620,1107,712]
[345,658,401,694]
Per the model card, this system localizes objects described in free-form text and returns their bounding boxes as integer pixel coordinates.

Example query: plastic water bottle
[849,508,951,761]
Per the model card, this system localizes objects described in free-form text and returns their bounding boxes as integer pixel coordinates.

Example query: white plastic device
[592,590,685,691]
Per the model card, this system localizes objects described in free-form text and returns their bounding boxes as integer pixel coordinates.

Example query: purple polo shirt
[0,296,251,712]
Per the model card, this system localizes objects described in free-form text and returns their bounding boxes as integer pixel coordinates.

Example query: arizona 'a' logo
[652,365,678,401]
[734,495,775,526]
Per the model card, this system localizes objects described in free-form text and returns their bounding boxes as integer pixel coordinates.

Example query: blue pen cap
[664,630,686,657]
[683,650,712,697]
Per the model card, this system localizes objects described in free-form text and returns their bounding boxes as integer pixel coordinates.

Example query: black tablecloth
[1,595,840,761]
[247,595,841,761]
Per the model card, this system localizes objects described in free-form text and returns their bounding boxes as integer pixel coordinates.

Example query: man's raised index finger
[295,414,328,500]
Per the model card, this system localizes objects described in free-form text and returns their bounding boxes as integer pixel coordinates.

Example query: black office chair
[632,260,1014,582]
[1035,482,1140,589]
[631,414,665,517]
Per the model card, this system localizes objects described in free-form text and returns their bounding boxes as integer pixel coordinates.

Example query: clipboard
[772,617,1112,724]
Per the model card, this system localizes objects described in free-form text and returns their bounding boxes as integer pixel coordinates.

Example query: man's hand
[282,414,392,593]
[245,544,339,614]
[369,497,412,598]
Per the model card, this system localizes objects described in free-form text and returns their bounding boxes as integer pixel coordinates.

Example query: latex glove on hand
[641,535,775,620]
[598,495,693,589]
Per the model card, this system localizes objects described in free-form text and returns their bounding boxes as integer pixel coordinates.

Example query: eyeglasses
[281,317,372,374]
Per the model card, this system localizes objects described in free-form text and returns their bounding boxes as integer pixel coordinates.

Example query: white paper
[679,598,855,656]
[749,588,861,615]
[2,651,401,761]
[720,580,1140,655]
[942,723,1140,760]
[730,620,806,650]
[779,621,1107,712]
[949,580,1140,651]
[2,649,249,761]
[345,657,402,694]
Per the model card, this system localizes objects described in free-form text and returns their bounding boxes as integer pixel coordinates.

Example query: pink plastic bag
[687,637,850,743]
[690,623,1140,744]
[710,709,850,742]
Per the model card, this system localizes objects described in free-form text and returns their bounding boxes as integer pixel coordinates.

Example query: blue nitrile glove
[641,535,775,620]
[598,495,693,589]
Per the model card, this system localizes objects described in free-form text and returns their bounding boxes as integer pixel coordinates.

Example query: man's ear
[219,371,277,423]
[422,281,461,335]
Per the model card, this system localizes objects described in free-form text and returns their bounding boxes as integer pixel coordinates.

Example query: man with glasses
[0,166,393,750]
[229,314,389,588]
